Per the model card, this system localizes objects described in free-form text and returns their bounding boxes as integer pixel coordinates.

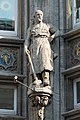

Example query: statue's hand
[53,53,58,60]
[48,34,55,42]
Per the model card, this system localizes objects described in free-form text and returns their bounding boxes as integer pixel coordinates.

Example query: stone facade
[0,116,25,120]
[0,0,80,120]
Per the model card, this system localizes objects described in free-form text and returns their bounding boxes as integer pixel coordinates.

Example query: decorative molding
[63,28,80,41]
[0,115,25,120]
[0,38,23,73]
[64,30,80,68]
[0,50,15,70]
[62,65,80,76]
[28,84,52,120]
[62,108,80,120]
[0,47,19,72]
[70,40,80,67]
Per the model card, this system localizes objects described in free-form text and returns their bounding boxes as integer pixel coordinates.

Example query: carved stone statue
[25,10,57,86]
[25,10,59,120]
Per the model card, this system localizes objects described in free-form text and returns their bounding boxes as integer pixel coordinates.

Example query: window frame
[0,85,17,115]
[0,0,20,37]
[72,0,80,28]
[74,78,80,108]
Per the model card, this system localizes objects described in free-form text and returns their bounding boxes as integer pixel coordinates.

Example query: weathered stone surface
[0,116,25,120]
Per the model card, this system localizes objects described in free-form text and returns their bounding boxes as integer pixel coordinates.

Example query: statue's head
[34,10,43,23]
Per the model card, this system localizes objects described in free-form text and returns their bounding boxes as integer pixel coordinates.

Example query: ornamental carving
[0,47,20,72]
[67,39,80,68]
[71,42,80,65]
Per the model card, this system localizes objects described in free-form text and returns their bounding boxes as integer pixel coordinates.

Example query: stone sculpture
[25,10,59,120]
[25,9,57,86]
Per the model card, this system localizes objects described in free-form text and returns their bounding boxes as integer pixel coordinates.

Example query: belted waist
[34,34,48,38]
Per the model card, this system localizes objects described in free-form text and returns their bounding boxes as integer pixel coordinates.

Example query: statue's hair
[34,9,43,18]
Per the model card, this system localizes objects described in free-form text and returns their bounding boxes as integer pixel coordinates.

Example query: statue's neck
[36,20,43,25]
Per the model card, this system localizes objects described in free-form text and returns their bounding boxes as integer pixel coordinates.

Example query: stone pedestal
[27,81,52,120]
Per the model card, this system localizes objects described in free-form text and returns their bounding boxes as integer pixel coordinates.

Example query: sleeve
[48,24,60,38]
[47,24,57,42]
[25,27,31,48]
[48,24,57,35]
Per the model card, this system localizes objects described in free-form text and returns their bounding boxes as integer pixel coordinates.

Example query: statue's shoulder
[30,24,38,31]
[27,24,35,31]
[42,23,50,30]
[27,26,34,34]
[43,23,54,29]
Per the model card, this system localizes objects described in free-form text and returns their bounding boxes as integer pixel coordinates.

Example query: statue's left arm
[48,24,60,42]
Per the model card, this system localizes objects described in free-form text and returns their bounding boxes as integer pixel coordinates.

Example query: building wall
[0,0,80,120]
[27,0,62,120]
[0,0,62,120]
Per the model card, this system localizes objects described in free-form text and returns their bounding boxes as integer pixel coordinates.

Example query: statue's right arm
[25,28,31,54]
[25,28,31,48]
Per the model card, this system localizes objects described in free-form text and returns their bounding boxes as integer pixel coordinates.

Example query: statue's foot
[43,79,50,86]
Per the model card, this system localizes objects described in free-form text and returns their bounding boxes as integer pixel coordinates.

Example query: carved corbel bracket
[28,86,52,120]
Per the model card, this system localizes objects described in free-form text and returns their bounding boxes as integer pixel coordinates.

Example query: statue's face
[35,10,43,23]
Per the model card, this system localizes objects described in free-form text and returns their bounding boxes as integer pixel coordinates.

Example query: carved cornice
[62,65,80,76]
[63,28,80,41]
[0,74,26,83]
[0,37,24,44]
[62,109,80,120]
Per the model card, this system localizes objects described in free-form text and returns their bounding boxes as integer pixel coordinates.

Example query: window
[73,0,80,27]
[74,78,80,108]
[0,85,17,115]
[0,0,18,36]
